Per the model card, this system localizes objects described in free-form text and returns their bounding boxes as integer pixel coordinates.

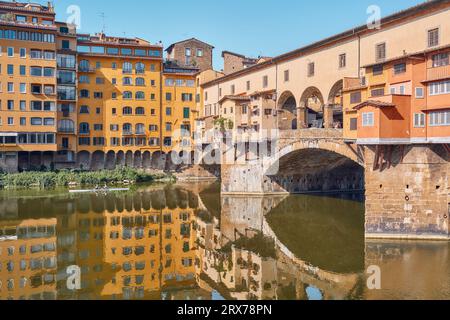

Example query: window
[246,81,251,91]
[135,91,145,100]
[31,84,42,94]
[7,47,14,57]
[350,118,358,131]
[80,89,90,98]
[393,63,406,75]
[376,43,386,61]
[429,110,450,126]
[164,137,172,147]
[31,117,43,125]
[107,48,119,55]
[166,93,172,101]
[7,64,14,75]
[7,100,14,110]
[135,107,145,115]
[429,80,450,96]
[79,123,90,134]
[149,125,158,132]
[79,75,90,84]
[307,62,315,77]
[44,51,55,60]
[7,82,13,93]
[183,107,190,119]
[20,100,26,110]
[414,113,426,128]
[350,91,362,104]
[339,53,346,68]
[30,66,42,76]
[20,65,26,75]
[121,48,132,56]
[136,78,145,86]
[20,48,26,58]
[197,48,203,57]
[263,75,268,88]
[428,28,439,48]
[135,62,145,74]
[43,67,55,77]
[135,123,145,135]
[181,93,193,102]
[165,78,174,86]
[432,53,449,67]
[78,137,90,146]
[123,62,132,74]
[79,60,90,71]
[79,106,90,114]
[123,91,132,99]
[362,112,375,127]
[231,84,235,94]
[123,77,132,85]
[166,107,172,116]
[371,88,385,97]
[185,48,191,57]
[135,49,146,57]
[62,40,70,50]
[415,87,424,98]
[373,64,383,75]
[20,117,26,126]
[96,77,104,84]
[123,107,133,115]
[284,70,289,82]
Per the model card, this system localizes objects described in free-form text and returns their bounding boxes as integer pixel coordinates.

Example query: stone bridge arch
[277,91,298,130]
[263,139,364,194]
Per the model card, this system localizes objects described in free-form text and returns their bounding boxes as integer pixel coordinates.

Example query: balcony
[122,131,133,136]
[58,93,76,101]
[426,65,450,82]
[78,67,95,73]
[58,128,75,134]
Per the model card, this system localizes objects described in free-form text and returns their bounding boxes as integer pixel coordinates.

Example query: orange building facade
[343,45,450,146]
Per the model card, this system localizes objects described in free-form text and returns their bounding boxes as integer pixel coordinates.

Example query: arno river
[0,182,449,300]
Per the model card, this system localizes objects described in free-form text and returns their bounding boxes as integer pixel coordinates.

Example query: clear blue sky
[48,0,424,70]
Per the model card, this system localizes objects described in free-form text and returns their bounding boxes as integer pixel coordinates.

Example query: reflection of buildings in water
[363,240,450,300]
[0,219,57,300]
[194,194,363,301]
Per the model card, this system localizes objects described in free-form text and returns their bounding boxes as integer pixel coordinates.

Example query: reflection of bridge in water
[1,182,448,300]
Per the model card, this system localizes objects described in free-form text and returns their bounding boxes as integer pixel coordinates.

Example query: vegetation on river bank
[0,167,173,189]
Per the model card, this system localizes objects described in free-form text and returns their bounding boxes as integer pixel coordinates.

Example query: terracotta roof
[353,100,396,110]
[165,38,214,53]
[202,0,450,88]
[218,95,251,104]
[362,43,450,68]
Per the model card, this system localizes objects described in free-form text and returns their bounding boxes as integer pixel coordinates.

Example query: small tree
[214,117,234,132]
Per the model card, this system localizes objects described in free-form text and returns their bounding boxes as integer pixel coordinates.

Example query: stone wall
[170,39,213,72]
[364,145,449,240]
[0,152,18,173]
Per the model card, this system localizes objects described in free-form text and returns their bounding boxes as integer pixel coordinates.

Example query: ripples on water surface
[0,183,448,300]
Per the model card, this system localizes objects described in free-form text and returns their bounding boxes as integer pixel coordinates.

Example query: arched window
[135,123,145,134]
[135,77,145,86]
[79,105,90,114]
[80,89,90,98]
[123,77,133,85]
[135,91,145,100]
[123,62,132,74]
[122,106,133,115]
[123,123,132,134]
[123,91,132,99]
[79,122,90,134]
[58,119,75,133]
[79,60,90,71]
[135,62,145,74]
[135,107,145,115]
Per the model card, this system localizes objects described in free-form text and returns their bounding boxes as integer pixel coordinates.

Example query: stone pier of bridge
[220,129,450,240]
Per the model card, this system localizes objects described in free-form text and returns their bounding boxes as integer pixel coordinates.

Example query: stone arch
[133,151,142,168]
[142,151,151,169]
[105,151,116,170]
[264,140,364,194]
[76,151,90,170]
[277,91,298,130]
[91,151,105,171]
[299,86,325,128]
[327,80,344,128]
[116,151,125,167]
[125,151,133,167]
[151,151,166,170]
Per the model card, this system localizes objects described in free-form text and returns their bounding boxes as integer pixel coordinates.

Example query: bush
[0,167,168,189]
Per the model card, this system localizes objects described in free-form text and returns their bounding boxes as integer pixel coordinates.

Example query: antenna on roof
[98,12,106,34]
